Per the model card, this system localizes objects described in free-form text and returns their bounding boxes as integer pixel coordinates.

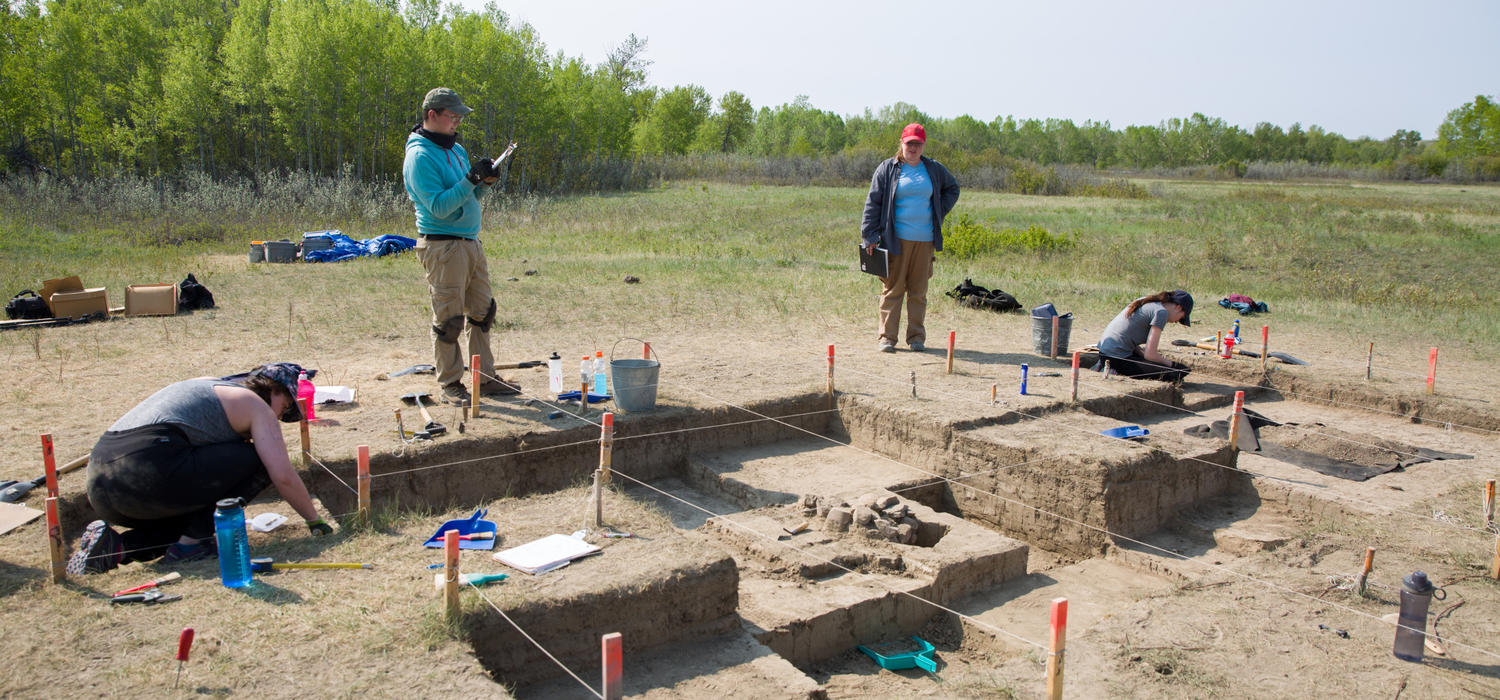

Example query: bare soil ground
[1,251,1498,698]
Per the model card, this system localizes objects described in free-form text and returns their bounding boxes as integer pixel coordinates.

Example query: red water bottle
[297,371,316,421]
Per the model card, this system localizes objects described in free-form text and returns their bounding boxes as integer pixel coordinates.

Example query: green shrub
[942,214,1076,259]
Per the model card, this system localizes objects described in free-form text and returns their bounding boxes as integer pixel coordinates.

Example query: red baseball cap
[900,123,926,144]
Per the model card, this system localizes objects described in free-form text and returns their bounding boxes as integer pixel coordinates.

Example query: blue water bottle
[1232,318,1241,340]
[213,498,253,588]
[592,350,608,395]
[1020,364,1029,395]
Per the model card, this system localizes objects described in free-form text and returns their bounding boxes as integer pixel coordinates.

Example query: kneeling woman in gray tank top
[68,363,333,574]
[1096,290,1194,382]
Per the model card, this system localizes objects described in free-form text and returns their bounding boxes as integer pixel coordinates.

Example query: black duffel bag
[5,290,51,320]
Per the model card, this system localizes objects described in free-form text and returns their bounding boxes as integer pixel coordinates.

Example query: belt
[418,234,469,241]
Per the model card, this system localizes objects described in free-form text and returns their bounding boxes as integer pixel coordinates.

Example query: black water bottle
[1393,571,1441,661]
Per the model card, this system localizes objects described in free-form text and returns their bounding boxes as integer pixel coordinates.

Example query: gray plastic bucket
[248,242,265,263]
[264,240,297,263]
[1031,314,1071,356]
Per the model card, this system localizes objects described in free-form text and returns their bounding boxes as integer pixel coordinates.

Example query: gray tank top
[108,379,245,446]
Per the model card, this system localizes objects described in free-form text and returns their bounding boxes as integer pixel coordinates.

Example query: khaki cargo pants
[416,237,496,388]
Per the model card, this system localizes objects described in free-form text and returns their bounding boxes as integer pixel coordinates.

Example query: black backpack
[5,290,51,320]
[178,273,215,311]
[946,278,1021,313]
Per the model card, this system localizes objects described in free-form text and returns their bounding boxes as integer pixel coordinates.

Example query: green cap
[422,87,472,115]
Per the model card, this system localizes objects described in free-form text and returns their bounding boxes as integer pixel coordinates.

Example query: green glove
[307,518,333,536]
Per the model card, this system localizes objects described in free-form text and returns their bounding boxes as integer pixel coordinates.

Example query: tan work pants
[416,237,496,387]
[878,240,935,346]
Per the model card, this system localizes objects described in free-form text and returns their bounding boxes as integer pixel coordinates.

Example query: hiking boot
[909,341,926,352]
[439,382,470,406]
[162,540,216,564]
[480,378,521,396]
[878,341,896,353]
[66,520,124,575]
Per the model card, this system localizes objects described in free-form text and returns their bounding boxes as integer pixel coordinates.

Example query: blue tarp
[303,233,416,263]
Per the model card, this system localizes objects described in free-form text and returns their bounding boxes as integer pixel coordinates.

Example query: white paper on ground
[492,533,600,574]
[0,502,44,536]
[313,385,356,404]
[249,512,288,532]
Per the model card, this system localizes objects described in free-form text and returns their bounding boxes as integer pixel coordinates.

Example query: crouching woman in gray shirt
[1096,290,1194,382]
[69,363,332,574]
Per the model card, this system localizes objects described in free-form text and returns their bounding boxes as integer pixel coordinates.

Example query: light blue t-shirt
[893,161,934,242]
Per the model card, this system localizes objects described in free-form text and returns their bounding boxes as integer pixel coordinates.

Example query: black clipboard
[859,245,889,277]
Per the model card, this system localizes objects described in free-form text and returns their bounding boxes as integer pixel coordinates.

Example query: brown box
[125,283,178,317]
[49,288,108,319]
[38,275,83,315]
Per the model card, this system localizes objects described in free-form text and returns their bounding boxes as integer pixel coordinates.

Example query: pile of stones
[801,492,923,545]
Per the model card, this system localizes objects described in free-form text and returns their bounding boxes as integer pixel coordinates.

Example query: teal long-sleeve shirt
[403,132,483,238]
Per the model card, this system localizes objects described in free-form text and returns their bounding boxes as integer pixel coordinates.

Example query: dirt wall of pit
[467,545,740,689]
[835,398,1244,558]
[307,393,832,517]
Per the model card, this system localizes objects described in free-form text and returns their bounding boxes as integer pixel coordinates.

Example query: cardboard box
[125,283,178,317]
[38,275,83,315]
[49,288,108,319]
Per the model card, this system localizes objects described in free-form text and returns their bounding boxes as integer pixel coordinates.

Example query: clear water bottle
[547,352,563,394]
[592,350,608,395]
[1393,571,1440,661]
[297,371,316,421]
[580,355,592,394]
[213,498,253,588]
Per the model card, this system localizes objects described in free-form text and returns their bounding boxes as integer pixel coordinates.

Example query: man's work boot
[439,382,470,406]
[480,378,521,396]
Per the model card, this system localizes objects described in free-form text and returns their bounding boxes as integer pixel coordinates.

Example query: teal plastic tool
[857,636,938,672]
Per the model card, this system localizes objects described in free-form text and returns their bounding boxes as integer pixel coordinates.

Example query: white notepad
[492,534,601,574]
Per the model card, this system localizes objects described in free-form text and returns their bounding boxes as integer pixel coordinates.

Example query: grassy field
[3,176,1497,360]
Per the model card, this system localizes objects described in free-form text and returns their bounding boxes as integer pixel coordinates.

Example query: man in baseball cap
[403,87,522,407]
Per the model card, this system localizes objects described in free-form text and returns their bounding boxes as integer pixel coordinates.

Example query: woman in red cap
[861,123,960,352]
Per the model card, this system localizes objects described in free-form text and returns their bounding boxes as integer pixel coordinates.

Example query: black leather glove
[307,518,334,536]
[467,158,497,185]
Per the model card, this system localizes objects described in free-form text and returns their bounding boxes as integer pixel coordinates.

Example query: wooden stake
[643,342,651,360]
[1214,331,1222,355]
[592,469,603,530]
[826,344,835,409]
[910,370,916,399]
[1426,347,1437,395]
[1485,479,1495,528]
[1050,316,1059,360]
[1356,546,1375,597]
[46,495,64,583]
[602,632,623,700]
[443,529,461,624]
[991,383,997,406]
[1366,342,1374,381]
[356,445,370,525]
[1070,351,1080,403]
[1229,391,1245,452]
[1046,597,1067,700]
[1491,532,1499,580]
[946,330,955,374]
[471,353,481,418]
[40,434,58,498]
[599,413,614,484]
[299,398,312,468]
[1260,325,1269,373]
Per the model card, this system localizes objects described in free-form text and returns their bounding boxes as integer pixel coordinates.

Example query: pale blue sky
[461,0,1498,140]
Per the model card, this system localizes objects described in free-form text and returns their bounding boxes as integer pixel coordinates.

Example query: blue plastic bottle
[1232,318,1241,341]
[592,351,608,395]
[214,498,253,588]
[1020,364,1029,395]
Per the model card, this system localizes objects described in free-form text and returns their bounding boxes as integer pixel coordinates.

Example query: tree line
[2,0,1496,191]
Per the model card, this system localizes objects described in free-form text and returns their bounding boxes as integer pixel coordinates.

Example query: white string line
[833,355,1500,538]
[658,376,1500,663]
[473,367,605,429]
[369,438,603,480]
[1072,371,1494,473]
[463,580,605,700]
[614,408,840,442]
[1248,384,1500,437]
[302,450,357,493]
[606,467,1048,651]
